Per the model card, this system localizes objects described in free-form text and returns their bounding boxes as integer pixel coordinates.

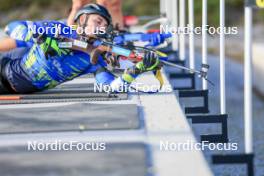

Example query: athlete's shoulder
[34,20,78,39]
[4,20,31,36]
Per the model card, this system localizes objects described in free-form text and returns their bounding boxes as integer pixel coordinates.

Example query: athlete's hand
[143,51,160,71]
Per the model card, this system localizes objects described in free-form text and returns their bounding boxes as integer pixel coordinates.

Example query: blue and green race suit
[3,20,138,93]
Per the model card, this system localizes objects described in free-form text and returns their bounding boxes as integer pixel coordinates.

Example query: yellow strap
[156,51,168,57]
[122,73,135,83]
[155,69,164,90]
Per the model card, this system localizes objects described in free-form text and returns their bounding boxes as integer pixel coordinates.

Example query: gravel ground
[171,52,264,176]
[191,25,264,62]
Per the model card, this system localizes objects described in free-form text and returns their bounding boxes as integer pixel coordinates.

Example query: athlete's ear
[79,14,89,26]
[79,14,86,25]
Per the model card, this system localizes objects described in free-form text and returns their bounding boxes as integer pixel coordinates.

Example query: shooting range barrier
[160,0,263,175]
[0,103,141,134]
[0,83,128,105]
[0,143,152,176]
[0,69,213,175]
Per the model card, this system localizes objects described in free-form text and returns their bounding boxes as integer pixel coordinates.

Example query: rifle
[57,34,214,90]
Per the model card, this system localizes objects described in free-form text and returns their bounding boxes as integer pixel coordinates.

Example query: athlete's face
[78,14,108,36]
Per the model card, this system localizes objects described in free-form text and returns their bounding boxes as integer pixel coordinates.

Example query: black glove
[143,51,160,71]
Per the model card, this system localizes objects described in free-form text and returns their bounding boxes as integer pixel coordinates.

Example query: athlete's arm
[94,52,158,93]
[114,32,172,46]
[0,37,17,52]
[68,0,92,26]
[4,21,35,48]
[97,0,124,29]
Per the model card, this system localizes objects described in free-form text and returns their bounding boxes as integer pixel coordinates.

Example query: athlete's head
[74,3,112,36]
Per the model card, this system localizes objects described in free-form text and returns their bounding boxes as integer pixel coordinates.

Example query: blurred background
[0,0,264,61]
[0,0,264,26]
[0,0,163,25]
[0,0,264,175]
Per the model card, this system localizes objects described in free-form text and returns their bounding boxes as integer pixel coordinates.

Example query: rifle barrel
[161,60,201,74]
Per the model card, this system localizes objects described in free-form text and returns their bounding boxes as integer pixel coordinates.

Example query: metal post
[244,6,253,154]
[160,0,165,16]
[179,0,186,61]
[172,0,179,51]
[188,0,195,69]
[164,0,172,21]
[202,0,208,89]
[220,0,226,114]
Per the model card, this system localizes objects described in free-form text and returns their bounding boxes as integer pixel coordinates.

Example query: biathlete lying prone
[0,4,172,94]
